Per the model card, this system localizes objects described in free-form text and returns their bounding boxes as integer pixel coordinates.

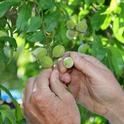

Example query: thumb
[50,69,69,99]
[70,52,98,77]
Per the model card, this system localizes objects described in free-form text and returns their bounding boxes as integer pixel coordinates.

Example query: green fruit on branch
[78,44,89,53]
[66,29,78,40]
[32,47,47,59]
[78,33,85,40]
[64,57,74,68]
[40,56,53,68]
[76,19,87,33]
[66,20,76,29]
[52,45,65,58]
[37,48,47,58]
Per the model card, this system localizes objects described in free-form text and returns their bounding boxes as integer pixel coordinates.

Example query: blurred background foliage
[0,0,124,123]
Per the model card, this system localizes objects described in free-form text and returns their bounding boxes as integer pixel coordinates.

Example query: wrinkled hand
[23,69,80,124]
[58,52,124,117]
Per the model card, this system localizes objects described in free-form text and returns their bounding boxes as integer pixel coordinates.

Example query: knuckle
[23,102,32,113]
[31,91,47,104]
[31,91,42,103]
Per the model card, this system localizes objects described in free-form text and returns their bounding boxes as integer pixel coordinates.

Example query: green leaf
[101,14,112,30]
[16,4,32,31]
[55,22,69,47]
[0,1,13,18]
[78,103,89,123]
[0,59,5,73]
[0,105,10,112]
[84,0,93,5]
[0,113,3,123]
[0,30,7,37]
[113,17,124,44]
[8,0,21,2]
[4,118,12,124]
[108,47,124,77]
[0,36,17,48]
[26,31,45,43]
[44,11,59,32]
[0,51,7,63]
[0,1,20,18]
[91,35,106,61]
[6,110,16,124]
[0,109,16,124]
[37,0,54,10]
[27,16,41,32]
[107,0,119,13]
[0,18,7,29]
[120,3,124,18]
[91,8,106,31]
[0,59,17,83]
[1,110,7,123]
[95,0,105,5]
[113,17,119,34]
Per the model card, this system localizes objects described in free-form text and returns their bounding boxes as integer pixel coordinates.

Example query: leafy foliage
[0,0,124,123]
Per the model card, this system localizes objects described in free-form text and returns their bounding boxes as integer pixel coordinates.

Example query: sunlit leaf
[113,17,124,44]
[91,8,106,31]
[101,14,111,30]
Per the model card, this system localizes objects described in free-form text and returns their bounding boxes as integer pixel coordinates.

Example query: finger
[76,76,107,115]
[24,77,35,103]
[57,58,67,73]
[23,104,44,124]
[35,69,52,92]
[70,52,99,76]
[57,52,70,73]
[68,69,82,98]
[68,71,95,110]
[59,72,71,84]
[50,69,69,99]
[79,53,108,70]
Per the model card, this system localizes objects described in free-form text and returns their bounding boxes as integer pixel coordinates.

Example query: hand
[23,69,80,124]
[57,52,124,122]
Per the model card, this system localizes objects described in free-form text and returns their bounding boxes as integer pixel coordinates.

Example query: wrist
[105,93,124,124]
